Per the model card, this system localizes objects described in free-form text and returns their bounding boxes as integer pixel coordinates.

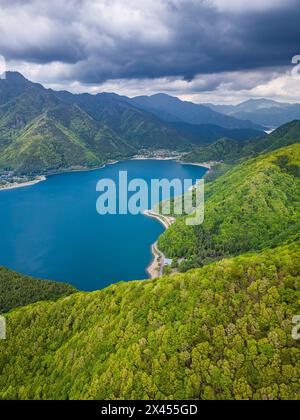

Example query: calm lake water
[0,160,206,291]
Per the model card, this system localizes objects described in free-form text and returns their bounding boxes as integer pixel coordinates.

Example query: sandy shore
[0,176,46,191]
[146,242,166,279]
[144,210,176,279]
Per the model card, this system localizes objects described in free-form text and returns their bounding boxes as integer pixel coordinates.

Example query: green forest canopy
[0,241,299,400]
[0,266,76,313]
[158,143,300,271]
[0,126,299,400]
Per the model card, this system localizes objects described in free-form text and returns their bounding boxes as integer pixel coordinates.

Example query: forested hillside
[0,74,136,174]
[0,267,76,313]
[55,91,190,151]
[0,73,189,175]
[159,143,300,270]
[183,120,300,166]
[0,241,299,400]
[0,72,268,177]
[0,123,299,401]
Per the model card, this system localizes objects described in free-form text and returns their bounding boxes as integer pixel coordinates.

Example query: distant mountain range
[183,120,300,177]
[206,99,300,129]
[126,93,264,130]
[0,73,188,174]
[1,72,300,176]
[168,122,262,145]
[0,72,267,175]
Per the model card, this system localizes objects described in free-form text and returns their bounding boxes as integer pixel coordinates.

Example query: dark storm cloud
[0,0,299,83]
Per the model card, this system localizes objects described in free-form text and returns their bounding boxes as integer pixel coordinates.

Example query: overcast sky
[0,0,300,103]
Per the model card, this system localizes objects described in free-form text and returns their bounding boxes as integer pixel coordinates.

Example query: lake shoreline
[143,210,176,279]
[0,157,207,284]
[0,175,46,191]
[146,242,165,279]
[0,155,213,192]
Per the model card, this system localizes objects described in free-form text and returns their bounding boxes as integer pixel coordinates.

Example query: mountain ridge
[127,93,264,130]
[0,72,268,176]
[207,98,300,129]
[0,73,189,174]
[183,120,300,166]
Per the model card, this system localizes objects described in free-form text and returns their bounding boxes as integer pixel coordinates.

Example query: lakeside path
[180,161,220,169]
[144,210,176,279]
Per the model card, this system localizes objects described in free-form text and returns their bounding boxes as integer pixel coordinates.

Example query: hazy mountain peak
[5,71,28,81]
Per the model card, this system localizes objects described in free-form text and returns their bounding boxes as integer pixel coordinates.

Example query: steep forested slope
[183,120,300,166]
[55,91,190,150]
[0,73,190,175]
[0,115,101,174]
[0,73,136,174]
[0,242,299,400]
[242,120,300,157]
[159,144,300,269]
[184,138,242,163]
[0,267,76,313]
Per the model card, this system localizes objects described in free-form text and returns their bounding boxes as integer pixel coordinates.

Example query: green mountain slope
[0,114,102,174]
[0,267,76,314]
[0,72,43,106]
[0,241,299,400]
[158,144,300,269]
[0,75,137,174]
[55,91,190,150]
[242,120,300,157]
[0,73,193,177]
[184,138,242,163]
[0,88,62,153]
[183,120,300,166]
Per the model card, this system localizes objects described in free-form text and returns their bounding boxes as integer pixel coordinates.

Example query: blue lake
[0,160,206,291]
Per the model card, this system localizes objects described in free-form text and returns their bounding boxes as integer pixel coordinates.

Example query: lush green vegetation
[0,75,136,174]
[0,242,299,400]
[56,91,190,151]
[1,75,299,400]
[183,120,300,167]
[184,138,242,163]
[0,267,76,313]
[0,72,190,175]
[159,144,300,269]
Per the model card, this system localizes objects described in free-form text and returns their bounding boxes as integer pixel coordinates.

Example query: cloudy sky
[0,0,300,103]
